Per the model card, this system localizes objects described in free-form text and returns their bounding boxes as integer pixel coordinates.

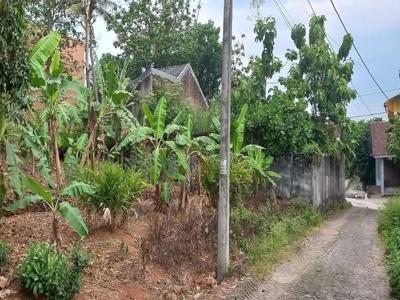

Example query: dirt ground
[0,197,217,300]
[221,204,391,300]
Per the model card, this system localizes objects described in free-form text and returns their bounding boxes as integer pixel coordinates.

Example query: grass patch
[378,197,400,299]
[231,200,347,276]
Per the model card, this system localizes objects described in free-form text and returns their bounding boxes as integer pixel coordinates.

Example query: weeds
[0,240,10,274]
[231,201,323,275]
[378,197,400,299]
[143,212,217,276]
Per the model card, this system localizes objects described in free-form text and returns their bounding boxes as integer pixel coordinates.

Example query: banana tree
[30,32,85,188]
[116,97,184,210]
[197,104,250,155]
[80,61,134,167]
[167,114,207,211]
[0,111,23,197]
[242,145,281,196]
[6,176,94,249]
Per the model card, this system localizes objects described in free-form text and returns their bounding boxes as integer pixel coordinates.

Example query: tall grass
[378,197,400,299]
[231,201,323,275]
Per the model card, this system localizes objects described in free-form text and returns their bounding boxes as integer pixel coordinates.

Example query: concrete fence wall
[273,155,345,210]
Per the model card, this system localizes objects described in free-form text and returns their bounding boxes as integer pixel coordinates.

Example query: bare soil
[0,197,218,300]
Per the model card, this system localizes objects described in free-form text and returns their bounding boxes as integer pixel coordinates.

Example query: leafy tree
[110,0,193,77]
[233,15,356,159]
[283,16,356,141]
[26,0,82,38]
[26,0,83,71]
[182,21,222,98]
[110,1,222,98]
[344,120,375,186]
[388,117,400,165]
[0,0,29,120]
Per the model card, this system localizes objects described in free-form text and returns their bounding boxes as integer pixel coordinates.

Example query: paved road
[226,203,391,300]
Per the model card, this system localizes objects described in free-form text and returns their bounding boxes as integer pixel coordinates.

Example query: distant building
[128,63,208,111]
[369,93,400,195]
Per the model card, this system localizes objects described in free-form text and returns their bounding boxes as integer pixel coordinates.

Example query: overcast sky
[94,0,400,119]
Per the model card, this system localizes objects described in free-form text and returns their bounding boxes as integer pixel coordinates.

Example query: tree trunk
[49,117,62,188]
[179,181,187,211]
[52,213,61,251]
[89,26,99,169]
[80,121,98,167]
[155,183,162,212]
[83,0,96,169]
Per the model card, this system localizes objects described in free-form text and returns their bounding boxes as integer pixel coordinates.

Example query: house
[370,93,400,195]
[128,63,208,110]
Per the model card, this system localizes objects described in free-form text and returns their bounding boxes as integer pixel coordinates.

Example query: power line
[359,88,400,97]
[329,0,389,99]
[307,0,372,113]
[349,112,386,119]
[272,0,292,29]
[306,0,371,115]
[351,82,371,114]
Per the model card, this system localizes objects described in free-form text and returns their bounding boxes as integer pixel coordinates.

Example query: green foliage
[285,15,356,125]
[231,201,323,270]
[18,242,90,300]
[0,0,29,120]
[26,0,83,41]
[6,176,91,241]
[5,141,23,197]
[21,124,54,187]
[0,173,6,218]
[110,1,222,98]
[344,120,375,185]
[232,15,356,161]
[202,155,254,206]
[378,197,400,298]
[117,97,191,207]
[79,162,147,226]
[0,240,10,274]
[388,117,400,165]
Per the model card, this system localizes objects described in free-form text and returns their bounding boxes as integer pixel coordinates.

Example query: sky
[94,0,400,120]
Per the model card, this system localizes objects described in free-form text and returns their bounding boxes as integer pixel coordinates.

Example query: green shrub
[18,242,90,300]
[378,197,400,298]
[80,162,147,227]
[202,155,254,206]
[0,240,10,274]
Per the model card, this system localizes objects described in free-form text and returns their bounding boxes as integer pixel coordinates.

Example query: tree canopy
[108,0,222,99]
[231,15,356,159]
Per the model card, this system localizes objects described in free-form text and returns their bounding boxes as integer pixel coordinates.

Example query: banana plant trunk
[52,213,61,251]
[48,116,62,188]
[155,183,162,212]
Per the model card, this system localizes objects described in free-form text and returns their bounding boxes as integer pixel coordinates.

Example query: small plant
[378,197,400,298]
[0,240,10,274]
[79,162,147,229]
[6,176,93,248]
[18,242,90,300]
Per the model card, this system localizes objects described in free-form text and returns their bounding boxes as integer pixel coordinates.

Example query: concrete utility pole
[217,0,233,284]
